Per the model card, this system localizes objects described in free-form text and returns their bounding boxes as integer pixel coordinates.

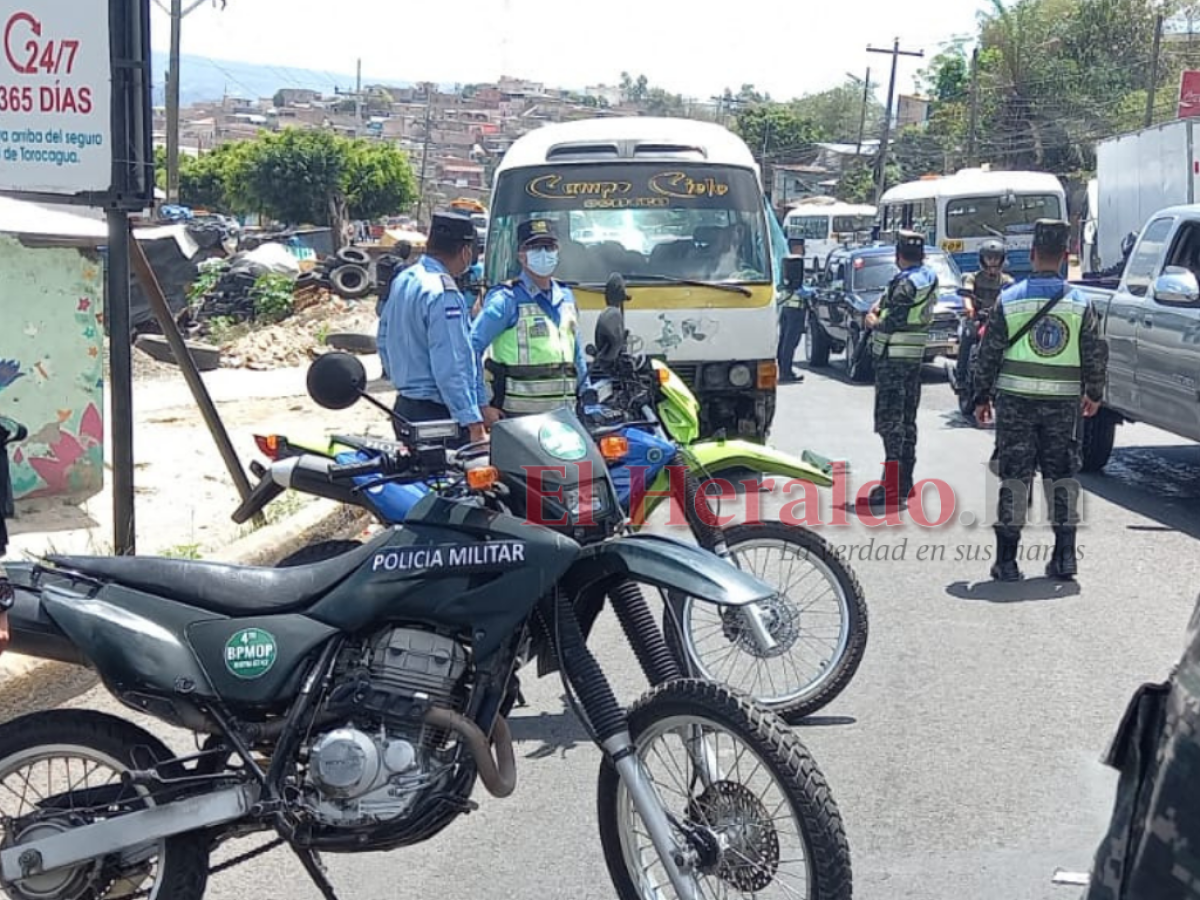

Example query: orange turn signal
[656,367,670,384]
[255,434,281,460]
[600,435,629,461]
[467,466,500,491]
[757,361,778,389]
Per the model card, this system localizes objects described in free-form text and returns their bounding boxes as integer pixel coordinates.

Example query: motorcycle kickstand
[290,844,339,900]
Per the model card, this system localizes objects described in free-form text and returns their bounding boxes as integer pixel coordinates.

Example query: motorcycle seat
[45,531,392,616]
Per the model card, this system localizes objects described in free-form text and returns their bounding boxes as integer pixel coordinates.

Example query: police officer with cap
[470,217,587,418]
[377,209,494,444]
[777,240,809,383]
[864,229,940,509]
[973,219,1107,582]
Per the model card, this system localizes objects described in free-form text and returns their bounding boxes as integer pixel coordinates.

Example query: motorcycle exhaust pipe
[424,707,516,798]
[0,784,255,884]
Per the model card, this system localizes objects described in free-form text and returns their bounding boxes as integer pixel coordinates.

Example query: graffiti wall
[0,234,105,500]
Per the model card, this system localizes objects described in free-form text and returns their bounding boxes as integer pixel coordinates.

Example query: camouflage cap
[1033,219,1070,253]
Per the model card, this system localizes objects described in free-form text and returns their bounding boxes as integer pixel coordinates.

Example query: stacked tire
[312,248,373,300]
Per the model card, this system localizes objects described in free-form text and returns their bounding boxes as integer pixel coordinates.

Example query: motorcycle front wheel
[597,680,852,900]
[665,523,868,724]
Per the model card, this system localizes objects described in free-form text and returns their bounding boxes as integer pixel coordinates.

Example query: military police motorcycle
[0,402,852,900]
[239,288,868,724]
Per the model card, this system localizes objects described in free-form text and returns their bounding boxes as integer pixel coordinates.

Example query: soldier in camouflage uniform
[1081,592,1200,900]
[955,238,1015,412]
[865,230,939,509]
[973,220,1107,582]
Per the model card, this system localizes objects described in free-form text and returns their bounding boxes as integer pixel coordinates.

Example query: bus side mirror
[783,255,806,290]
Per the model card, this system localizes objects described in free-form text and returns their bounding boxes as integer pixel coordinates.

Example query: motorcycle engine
[301,627,470,827]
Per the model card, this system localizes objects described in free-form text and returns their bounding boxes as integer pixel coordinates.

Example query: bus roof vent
[632,143,707,160]
[546,142,621,160]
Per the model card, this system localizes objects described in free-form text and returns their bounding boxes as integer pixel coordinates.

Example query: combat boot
[899,459,916,503]
[867,463,904,510]
[990,532,1022,582]
[1046,528,1078,581]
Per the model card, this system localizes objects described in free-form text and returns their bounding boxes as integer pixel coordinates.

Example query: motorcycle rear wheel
[0,709,210,900]
[665,523,868,724]
[597,679,852,900]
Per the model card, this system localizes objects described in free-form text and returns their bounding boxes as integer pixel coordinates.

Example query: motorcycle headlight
[729,364,753,388]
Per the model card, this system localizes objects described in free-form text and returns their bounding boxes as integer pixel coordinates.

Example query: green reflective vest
[488,298,578,415]
[996,291,1087,399]
[872,267,938,361]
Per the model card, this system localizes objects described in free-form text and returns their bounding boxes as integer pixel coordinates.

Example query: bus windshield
[945,193,1063,239]
[785,216,829,241]
[486,164,770,286]
[832,215,875,235]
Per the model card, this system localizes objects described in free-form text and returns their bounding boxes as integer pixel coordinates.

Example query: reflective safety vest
[488,296,578,415]
[872,266,938,360]
[996,288,1087,399]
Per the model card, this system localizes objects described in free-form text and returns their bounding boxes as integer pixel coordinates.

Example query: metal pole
[967,47,981,166]
[106,213,136,555]
[856,67,872,158]
[415,88,434,221]
[1145,13,1164,128]
[165,0,182,203]
[868,38,924,206]
[355,57,363,130]
[129,239,261,517]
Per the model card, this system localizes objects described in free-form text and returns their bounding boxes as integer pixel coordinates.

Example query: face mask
[525,248,558,278]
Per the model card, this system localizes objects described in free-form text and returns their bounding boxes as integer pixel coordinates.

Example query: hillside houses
[154,76,651,218]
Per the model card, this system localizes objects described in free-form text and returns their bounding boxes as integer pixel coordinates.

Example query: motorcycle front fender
[688,439,835,487]
[565,532,775,608]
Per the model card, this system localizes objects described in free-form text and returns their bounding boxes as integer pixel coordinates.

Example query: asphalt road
[52,345,1200,900]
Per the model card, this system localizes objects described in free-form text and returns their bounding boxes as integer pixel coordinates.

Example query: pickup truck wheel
[1080,408,1118,473]
[846,326,874,383]
[805,310,831,368]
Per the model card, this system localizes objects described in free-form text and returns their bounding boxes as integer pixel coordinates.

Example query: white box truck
[1093,118,1200,272]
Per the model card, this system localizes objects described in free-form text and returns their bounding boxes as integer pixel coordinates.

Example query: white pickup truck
[1073,204,1200,471]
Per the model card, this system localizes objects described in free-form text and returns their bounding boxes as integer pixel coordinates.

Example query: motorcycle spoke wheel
[597,680,851,900]
[0,710,209,900]
[669,524,868,723]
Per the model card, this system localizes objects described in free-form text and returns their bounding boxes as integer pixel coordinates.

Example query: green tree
[791,77,885,144]
[344,139,417,220]
[733,105,820,161]
[242,128,347,226]
[272,89,286,109]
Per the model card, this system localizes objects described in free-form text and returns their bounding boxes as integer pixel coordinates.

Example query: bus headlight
[729,364,753,388]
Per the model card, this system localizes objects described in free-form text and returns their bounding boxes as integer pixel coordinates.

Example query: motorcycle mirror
[783,255,806,290]
[307,352,368,410]
[594,307,626,364]
[604,273,628,309]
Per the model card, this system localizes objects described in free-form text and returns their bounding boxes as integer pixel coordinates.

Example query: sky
[149,0,990,102]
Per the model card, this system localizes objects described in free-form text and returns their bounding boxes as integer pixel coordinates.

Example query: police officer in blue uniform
[377,210,493,445]
[470,218,588,418]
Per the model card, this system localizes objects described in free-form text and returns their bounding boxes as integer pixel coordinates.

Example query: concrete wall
[0,234,105,501]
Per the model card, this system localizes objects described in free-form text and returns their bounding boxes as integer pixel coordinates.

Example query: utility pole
[855,67,872,158]
[1145,12,1164,128]
[355,58,363,127]
[162,0,221,204]
[415,86,435,223]
[867,38,924,206]
[967,46,981,166]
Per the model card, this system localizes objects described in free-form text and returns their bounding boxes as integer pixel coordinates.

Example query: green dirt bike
[241,289,867,724]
